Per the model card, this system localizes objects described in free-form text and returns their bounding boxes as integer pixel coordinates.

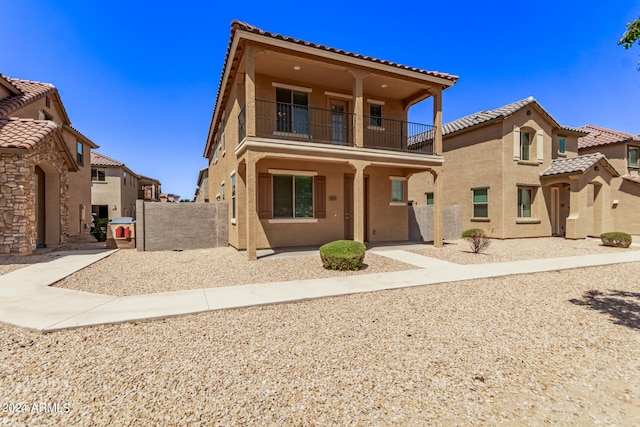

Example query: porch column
[245,45,257,138]
[565,176,582,239]
[245,153,257,260]
[353,161,367,243]
[350,70,368,148]
[432,87,444,247]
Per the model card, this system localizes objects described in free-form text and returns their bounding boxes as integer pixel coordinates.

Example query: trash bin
[106,217,136,249]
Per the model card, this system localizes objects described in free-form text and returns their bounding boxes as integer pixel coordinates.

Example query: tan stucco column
[431,87,444,247]
[353,162,366,243]
[244,45,257,138]
[565,176,582,239]
[350,70,368,148]
[245,153,257,260]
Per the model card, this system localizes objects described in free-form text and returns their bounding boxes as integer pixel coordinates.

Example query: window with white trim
[273,175,313,218]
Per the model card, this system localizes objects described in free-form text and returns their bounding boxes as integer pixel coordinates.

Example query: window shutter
[513,126,521,160]
[536,130,544,163]
[314,176,326,218]
[258,173,272,219]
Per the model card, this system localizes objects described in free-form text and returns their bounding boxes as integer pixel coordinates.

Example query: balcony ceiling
[254,51,434,104]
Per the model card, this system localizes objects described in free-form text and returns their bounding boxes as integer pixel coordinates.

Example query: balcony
[238,99,435,155]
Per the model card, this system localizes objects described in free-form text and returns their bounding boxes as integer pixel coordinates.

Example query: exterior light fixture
[381,84,388,88]
[293,66,301,70]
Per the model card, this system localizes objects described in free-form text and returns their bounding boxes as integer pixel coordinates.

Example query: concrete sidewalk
[2,248,640,332]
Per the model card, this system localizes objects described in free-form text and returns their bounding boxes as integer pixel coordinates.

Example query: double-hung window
[276,88,309,134]
[369,104,382,127]
[391,178,405,203]
[273,175,313,218]
[628,146,639,168]
[518,188,533,218]
[520,131,531,161]
[472,188,488,218]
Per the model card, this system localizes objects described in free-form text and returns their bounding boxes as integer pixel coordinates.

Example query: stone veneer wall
[0,142,69,254]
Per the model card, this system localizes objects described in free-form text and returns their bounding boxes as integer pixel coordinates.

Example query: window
[520,131,531,161]
[628,146,639,168]
[220,117,226,154]
[214,146,219,162]
[123,171,127,186]
[45,96,50,108]
[231,173,236,221]
[558,137,566,154]
[91,168,106,182]
[273,175,313,218]
[391,179,405,202]
[425,192,434,205]
[369,103,382,127]
[472,188,488,218]
[276,88,309,134]
[518,188,533,218]
[76,141,83,165]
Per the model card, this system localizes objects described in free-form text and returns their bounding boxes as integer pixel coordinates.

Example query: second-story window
[628,146,639,168]
[558,137,566,154]
[123,171,127,186]
[276,88,309,134]
[369,104,382,127]
[76,141,83,165]
[92,168,106,182]
[520,131,531,161]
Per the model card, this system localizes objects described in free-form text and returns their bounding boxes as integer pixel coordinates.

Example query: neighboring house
[578,125,640,234]
[138,174,161,201]
[409,97,620,239]
[159,193,180,203]
[91,152,140,220]
[194,167,209,202]
[203,21,458,259]
[0,73,98,254]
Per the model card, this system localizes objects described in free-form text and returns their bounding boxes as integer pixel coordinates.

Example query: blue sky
[2,1,639,199]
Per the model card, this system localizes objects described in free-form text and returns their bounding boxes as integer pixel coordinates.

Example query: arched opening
[34,162,61,247]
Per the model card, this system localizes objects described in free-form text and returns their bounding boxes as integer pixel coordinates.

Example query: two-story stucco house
[409,97,619,239]
[578,125,640,234]
[0,74,98,254]
[91,152,143,220]
[203,21,458,259]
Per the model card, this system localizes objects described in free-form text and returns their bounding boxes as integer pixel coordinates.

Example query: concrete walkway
[2,248,640,333]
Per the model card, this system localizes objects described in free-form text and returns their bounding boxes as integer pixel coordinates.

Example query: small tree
[619,17,640,69]
[462,228,491,254]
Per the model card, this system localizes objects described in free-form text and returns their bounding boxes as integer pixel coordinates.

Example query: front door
[344,174,354,239]
[331,100,348,145]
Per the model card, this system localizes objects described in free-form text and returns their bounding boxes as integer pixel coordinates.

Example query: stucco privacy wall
[136,201,228,251]
[409,205,462,242]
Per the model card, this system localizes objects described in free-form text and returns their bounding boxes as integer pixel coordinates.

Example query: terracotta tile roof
[577,125,640,149]
[0,118,58,150]
[91,151,124,167]
[442,96,588,138]
[0,75,56,118]
[138,174,161,185]
[540,152,619,177]
[621,174,640,184]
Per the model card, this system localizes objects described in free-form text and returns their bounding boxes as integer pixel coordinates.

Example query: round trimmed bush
[600,232,632,248]
[319,240,366,271]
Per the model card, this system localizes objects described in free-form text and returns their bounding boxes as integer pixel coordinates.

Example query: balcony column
[245,153,258,260]
[432,87,444,247]
[244,45,257,138]
[350,70,368,148]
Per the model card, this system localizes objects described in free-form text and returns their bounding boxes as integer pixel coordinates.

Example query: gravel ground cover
[410,237,633,265]
[1,262,639,425]
[53,248,419,296]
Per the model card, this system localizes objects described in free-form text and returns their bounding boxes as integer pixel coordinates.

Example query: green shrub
[319,240,366,271]
[462,228,491,254]
[91,218,109,242]
[600,232,632,248]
